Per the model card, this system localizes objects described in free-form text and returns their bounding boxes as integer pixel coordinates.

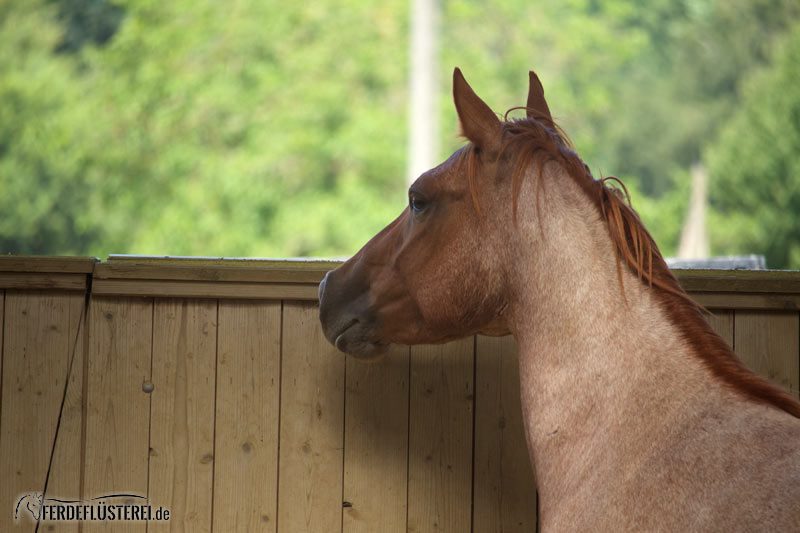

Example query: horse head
[318,68,552,358]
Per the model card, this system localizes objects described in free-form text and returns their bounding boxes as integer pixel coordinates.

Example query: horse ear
[526,70,553,124]
[453,67,502,154]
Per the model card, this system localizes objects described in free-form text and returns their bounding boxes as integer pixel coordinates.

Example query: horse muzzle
[318,270,388,360]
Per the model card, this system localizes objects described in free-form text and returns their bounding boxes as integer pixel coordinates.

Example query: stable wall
[1,256,798,532]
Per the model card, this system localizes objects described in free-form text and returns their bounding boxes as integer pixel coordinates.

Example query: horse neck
[504,164,724,505]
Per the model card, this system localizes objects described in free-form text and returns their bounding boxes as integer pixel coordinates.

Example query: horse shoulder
[544,396,800,532]
[641,397,800,531]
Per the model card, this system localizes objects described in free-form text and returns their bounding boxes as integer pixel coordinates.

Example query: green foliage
[0,0,798,262]
[50,0,125,53]
[1,0,407,257]
[707,25,800,268]
[599,0,799,198]
[0,2,99,253]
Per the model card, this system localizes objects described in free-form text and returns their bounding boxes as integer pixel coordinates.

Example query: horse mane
[465,113,800,418]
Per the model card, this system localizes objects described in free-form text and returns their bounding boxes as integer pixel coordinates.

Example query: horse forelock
[460,112,800,418]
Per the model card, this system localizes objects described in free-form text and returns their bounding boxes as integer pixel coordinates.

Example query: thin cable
[36,301,86,532]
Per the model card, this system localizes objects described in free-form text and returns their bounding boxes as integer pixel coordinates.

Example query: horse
[318,68,800,531]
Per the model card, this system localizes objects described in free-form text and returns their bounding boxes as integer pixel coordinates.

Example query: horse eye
[409,195,428,213]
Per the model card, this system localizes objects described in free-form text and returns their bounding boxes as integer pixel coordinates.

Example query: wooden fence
[1,256,798,532]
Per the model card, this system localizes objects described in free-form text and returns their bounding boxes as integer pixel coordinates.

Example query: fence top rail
[106,254,342,268]
[96,255,341,284]
[3,255,800,297]
[0,255,98,273]
[676,269,800,294]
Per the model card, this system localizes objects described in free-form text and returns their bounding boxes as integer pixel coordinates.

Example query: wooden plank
[705,310,734,347]
[148,299,217,532]
[107,255,340,271]
[87,282,800,309]
[92,279,319,301]
[407,338,474,533]
[42,293,87,533]
[734,311,800,398]
[84,296,153,533]
[277,301,345,533]
[95,262,336,284]
[689,292,800,311]
[0,272,87,291]
[0,256,97,273]
[342,345,410,533]
[0,290,3,431]
[0,290,3,441]
[676,269,800,294]
[473,336,537,532]
[0,292,79,531]
[213,300,282,531]
[85,259,800,295]
[7,256,800,292]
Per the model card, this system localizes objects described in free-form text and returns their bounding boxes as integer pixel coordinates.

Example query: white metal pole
[407,0,438,185]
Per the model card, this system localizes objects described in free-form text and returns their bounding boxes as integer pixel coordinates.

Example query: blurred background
[1,0,799,267]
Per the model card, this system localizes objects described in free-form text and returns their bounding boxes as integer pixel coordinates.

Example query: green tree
[707,25,800,268]
[0,1,100,253]
[1,0,799,261]
[599,0,799,197]
[50,0,125,53]
[1,0,409,257]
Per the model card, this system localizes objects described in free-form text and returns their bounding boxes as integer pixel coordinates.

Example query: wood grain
[342,345,410,533]
[106,254,339,271]
[0,290,3,445]
[473,335,537,532]
[734,311,799,398]
[0,292,82,532]
[95,261,336,284]
[43,293,87,533]
[92,279,318,301]
[277,302,345,532]
[676,269,800,294]
[705,310,734,347]
[84,296,153,533]
[0,256,97,273]
[213,300,282,531]
[0,272,87,291]
[148,299,217,532]
[407,338,474,533]
[690,292,800,311]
